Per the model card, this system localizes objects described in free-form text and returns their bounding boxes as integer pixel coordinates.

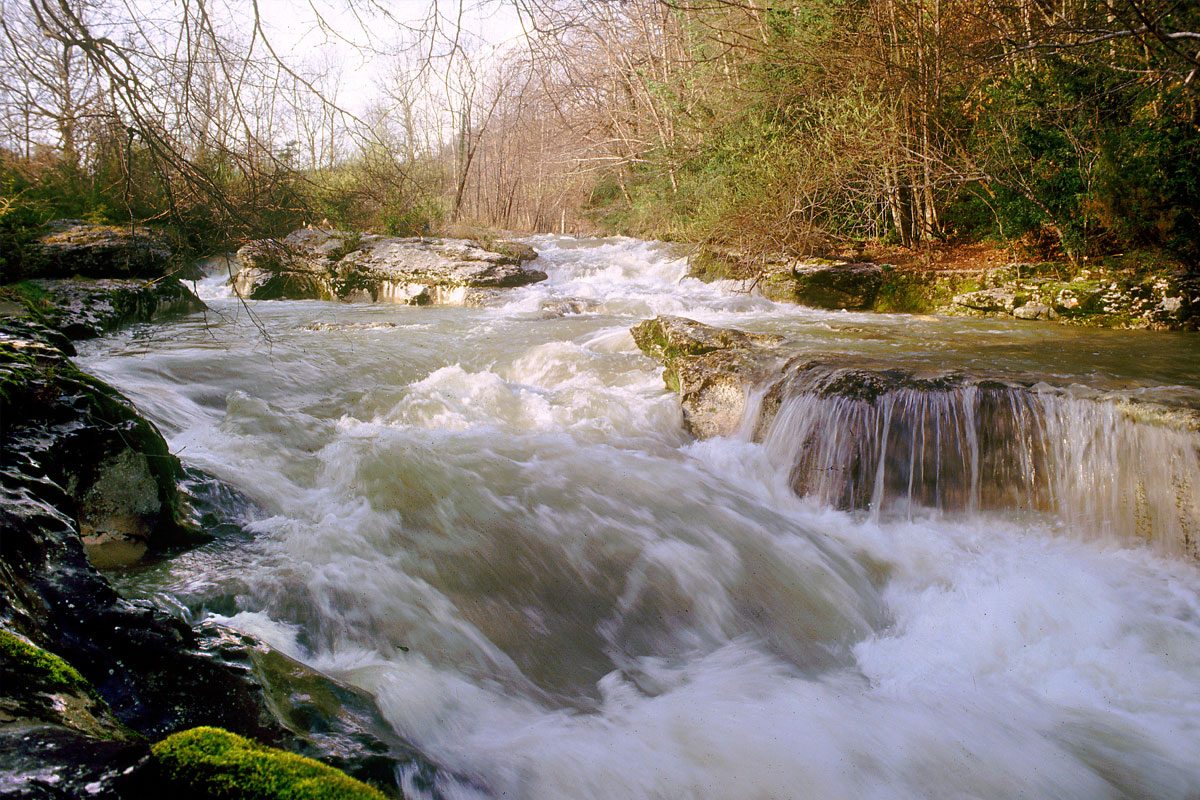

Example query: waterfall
[761,365,1199,557]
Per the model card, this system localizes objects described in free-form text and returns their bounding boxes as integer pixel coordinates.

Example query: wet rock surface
[1,320,199,563]
[633,315,1200,558]
[1,321,448,797]
[232,228,547,303]
[13,278,206,340]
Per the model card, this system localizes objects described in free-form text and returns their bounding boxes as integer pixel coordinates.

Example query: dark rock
[25,220,175,281]
[1,320,200,564]
[0,725,149,799]
[0,321,449,796]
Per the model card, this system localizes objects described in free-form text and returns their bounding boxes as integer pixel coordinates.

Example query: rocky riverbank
[689,246,1199,330]
[0,222,444,798]
[0,220,207,338]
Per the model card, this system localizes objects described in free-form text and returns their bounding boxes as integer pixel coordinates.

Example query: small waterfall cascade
[760,365,1200,557]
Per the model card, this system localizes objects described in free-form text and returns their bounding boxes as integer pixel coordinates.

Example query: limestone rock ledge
[23,219,175,281]
[632,315,1200,558]
[232,228,547,303]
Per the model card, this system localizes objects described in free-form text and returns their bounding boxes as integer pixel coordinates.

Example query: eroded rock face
[25,219,175,280]
[630,315,783,437]
[231,228,547,303]
[633,316,1200,558]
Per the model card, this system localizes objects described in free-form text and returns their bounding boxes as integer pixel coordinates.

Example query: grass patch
[151,727,388,800]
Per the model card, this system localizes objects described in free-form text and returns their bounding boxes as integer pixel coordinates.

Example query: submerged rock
[232,227,546,303]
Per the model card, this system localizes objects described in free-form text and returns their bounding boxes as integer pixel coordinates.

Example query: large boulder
[1,320,200,566]
[772,262,884,310]
[689,247,884,310]
[232,228,547,303]
[24,219,176,280]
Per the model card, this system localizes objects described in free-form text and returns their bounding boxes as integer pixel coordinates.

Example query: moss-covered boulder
[149,727,389,800]
[0,628,132,740]
[779,262,884,309]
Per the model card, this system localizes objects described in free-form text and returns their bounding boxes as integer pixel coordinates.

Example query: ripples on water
[80,236,1200,799]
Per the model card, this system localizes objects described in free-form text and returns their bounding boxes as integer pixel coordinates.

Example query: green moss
[151,727,389,800]
[0,628,98,698]
[873,272,934,313]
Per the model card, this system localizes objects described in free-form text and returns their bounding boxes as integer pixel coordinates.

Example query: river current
[78,237,1200,799]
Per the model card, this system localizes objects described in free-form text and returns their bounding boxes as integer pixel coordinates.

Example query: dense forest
[2,0,1198,270]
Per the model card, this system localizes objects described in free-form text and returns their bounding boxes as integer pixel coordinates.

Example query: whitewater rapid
[79,236,1200,799]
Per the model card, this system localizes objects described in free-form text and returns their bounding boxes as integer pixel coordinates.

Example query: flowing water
[79,237,1200,799]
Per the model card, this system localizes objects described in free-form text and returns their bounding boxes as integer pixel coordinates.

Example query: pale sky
[254,0,529,113]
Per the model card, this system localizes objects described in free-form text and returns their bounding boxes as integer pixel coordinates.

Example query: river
[77,236,1200,799]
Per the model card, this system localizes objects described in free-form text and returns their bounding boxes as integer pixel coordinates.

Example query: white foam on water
[76,234,1200,800]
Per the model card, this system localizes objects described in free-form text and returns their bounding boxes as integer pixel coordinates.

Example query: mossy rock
[1,627,96,697]
[0,627,135,740]
[151,727,390,800]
